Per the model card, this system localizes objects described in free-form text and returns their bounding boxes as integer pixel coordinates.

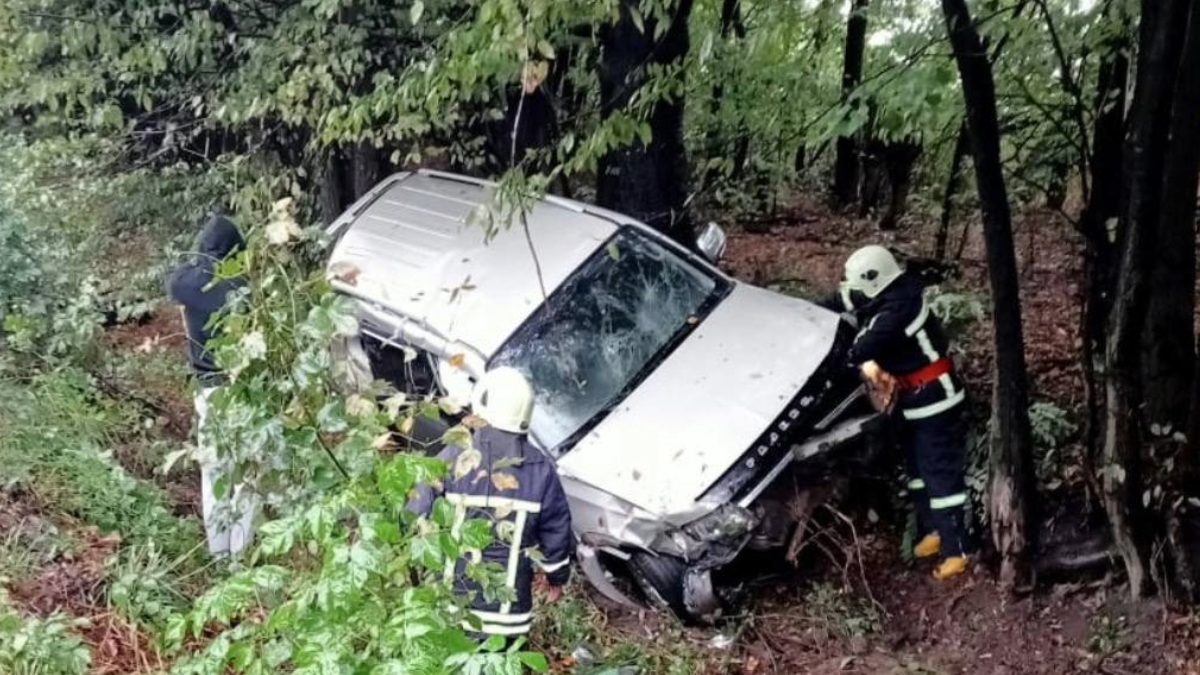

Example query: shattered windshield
[491,228,726,450]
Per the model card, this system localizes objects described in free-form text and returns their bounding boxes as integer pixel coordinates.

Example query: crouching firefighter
[407,367,574,640]
[836,245,972,581]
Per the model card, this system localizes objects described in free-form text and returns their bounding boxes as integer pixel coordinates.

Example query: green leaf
[519,652,550,672]
[630,6,645,34]
[410,0,425,25]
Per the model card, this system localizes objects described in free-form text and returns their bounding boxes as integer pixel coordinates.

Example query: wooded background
[2,0,1200,672]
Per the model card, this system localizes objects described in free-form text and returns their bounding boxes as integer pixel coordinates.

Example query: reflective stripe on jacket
[847,274,965,420]
[407,427,574,636]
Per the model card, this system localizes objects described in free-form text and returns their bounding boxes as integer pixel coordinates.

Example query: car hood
[554,283,841,517]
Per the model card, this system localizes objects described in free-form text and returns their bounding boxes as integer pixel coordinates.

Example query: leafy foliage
[163,198,546,674]
[0,589,92,675]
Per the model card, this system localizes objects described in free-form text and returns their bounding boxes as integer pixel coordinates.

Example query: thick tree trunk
[350,142,381,200]
[941,0,1037,591]
[320,147,351,225]
[935,123,970,259]
[831,0,869,208]
[597,0,696,246]
[859,138,885,217]
[1142,0,1200,440]
[1102,0,1191,599]
[1159,0,1200,605]
[1079,9,1130,505]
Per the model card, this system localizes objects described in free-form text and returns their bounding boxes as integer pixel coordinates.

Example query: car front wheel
[627,552,724,624]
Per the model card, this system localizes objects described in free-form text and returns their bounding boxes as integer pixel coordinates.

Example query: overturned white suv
[326,170,879,621]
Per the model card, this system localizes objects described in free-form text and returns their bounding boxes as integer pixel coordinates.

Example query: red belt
[896,358,953,391]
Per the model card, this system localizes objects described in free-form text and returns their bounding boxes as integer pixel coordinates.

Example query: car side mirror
[696,222,727,264]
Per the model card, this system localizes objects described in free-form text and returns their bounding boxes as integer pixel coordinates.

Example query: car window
[491,227,727,451]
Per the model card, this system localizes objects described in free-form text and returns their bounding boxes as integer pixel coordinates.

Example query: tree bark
[935,123,970,260]
[1159,0,1200,605]
[350,142,381,201]
[1102,0,1191,599]
[1079,4,1130,506]
[320,147,351,225]
[597,0,696,246]
[941,0,1037,591]
[879,138,922,230]
[831,0,869,208]
[1142,0,1199,440]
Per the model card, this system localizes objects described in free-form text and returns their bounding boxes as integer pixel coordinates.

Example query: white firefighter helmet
[840,245,903,309]
[471,366,535,434]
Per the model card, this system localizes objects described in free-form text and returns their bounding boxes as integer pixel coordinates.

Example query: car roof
[327,170,622,359]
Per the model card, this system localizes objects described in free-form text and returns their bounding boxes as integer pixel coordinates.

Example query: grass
[0,370,202,561]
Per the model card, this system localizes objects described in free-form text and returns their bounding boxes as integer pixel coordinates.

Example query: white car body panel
[555,283,838,516]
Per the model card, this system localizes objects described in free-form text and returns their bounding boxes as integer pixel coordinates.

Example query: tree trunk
[320,147,351,225]
[350,142,381,201]
[935,123,970,259]
[859,138,885,217]
[1142,0,1199,440]
[1159,0,1200,605]
[1079,5,1130,505]
[1102,0,1192,599]
[597,0,696,246]
[880,138,922,230]
[831,0,869,208]
[941,0,1037,592]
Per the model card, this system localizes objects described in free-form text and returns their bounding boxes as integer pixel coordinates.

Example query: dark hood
[166,215,246,380]
[166,215,245,314]
[195,215,244,261]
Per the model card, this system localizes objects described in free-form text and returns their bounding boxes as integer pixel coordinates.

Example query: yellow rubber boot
[933,556,969,580]
[913,533,941,559]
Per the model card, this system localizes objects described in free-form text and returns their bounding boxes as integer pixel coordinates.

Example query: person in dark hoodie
[166,214,255,558]
[832,245,971,580]
[407,367,574,642]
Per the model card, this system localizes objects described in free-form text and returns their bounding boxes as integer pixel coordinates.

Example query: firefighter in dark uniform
[836,245,971,580]
[408,367,575,639]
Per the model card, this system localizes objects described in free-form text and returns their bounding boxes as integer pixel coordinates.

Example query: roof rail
[323,172,412,239]
[417,169,499,189]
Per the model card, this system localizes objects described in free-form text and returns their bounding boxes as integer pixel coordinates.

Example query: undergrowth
[0,588,91,675]
[0,371,202,562]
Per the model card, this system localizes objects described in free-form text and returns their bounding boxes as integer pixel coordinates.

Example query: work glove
[860,360,898,415]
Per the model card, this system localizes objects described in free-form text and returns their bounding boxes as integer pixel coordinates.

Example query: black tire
[627,552,712,624]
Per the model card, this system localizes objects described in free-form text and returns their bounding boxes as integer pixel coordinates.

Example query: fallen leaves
[522,60,550,93]
[453,447,482,480]
[491,472,520,491]
[327,261,362,286]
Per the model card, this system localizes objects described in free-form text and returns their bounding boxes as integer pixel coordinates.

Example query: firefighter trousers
[903,405,970,557]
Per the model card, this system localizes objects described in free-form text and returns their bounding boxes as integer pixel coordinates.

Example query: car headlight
[684,504,760,543]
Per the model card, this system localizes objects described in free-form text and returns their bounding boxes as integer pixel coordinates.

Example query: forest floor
[535,196,1200,672]
[530,195,1200,675]
[4,192,1200,675]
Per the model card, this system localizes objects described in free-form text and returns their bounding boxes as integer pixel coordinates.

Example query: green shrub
[0,589,92,675]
